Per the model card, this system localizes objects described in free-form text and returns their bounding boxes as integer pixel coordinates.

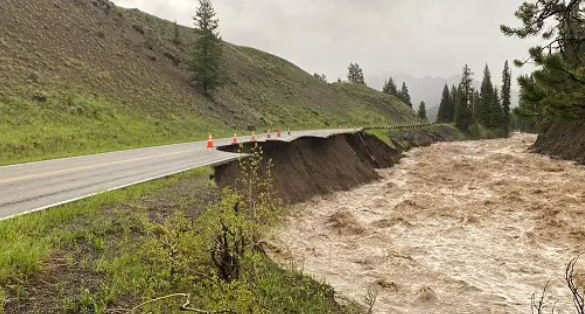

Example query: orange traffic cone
[251,131,256,142]
[277,129,281,137]
[232,133,237,145]
[207,132,214,149]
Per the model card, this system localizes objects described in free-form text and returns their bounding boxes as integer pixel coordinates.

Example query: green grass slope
[0,0,419,165]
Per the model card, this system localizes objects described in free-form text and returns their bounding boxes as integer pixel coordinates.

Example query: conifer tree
[173,21,182,45]
[191,0,224,94]
[455,64,474,132]
[418,101,428,120]
[489,87,503,128]
[347,63,356,82]
[501,0,585,123]
[451,84,459,121]
[479,64,494,126]
[400,82,413,108]
[382,77,398,96]
[436,84,453,122]
[313,73,327,82]
[501,60,512,132]
[472,90,481,120]
[356,66,365,84]
[347,63,365,84]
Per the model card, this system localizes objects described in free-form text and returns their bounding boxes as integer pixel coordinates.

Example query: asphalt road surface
[0,128,359,221]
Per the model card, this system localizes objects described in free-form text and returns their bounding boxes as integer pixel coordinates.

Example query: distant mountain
[367,71,519,122]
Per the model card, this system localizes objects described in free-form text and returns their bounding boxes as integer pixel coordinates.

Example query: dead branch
[127,293,237,314]
[566,255,585,314]
[531,279,556,314]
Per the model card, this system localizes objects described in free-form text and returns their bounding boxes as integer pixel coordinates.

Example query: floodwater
[270,133,585,314]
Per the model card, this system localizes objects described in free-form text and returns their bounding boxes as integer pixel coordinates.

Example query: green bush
[129,143,365,313]
[468,123,509,139]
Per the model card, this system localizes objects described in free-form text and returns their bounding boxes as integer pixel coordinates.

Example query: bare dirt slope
[270,133,585,314]
[533,122,585,164]
[215,127,459,205]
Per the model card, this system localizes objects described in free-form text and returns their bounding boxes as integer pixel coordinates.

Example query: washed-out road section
[0,128,358,221]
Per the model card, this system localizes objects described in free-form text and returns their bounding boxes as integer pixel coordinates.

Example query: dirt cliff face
[214,127,459,205]
[532,122,585,164]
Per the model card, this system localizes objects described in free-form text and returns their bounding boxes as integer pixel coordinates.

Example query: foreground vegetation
[501,1,585,312]
[503,0,585,130]
[0,148,375,313]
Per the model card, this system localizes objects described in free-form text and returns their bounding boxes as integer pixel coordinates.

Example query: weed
[0,150,364,313]
[0,287,5,314]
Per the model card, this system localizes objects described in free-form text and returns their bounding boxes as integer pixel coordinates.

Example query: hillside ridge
[0,0,419,164]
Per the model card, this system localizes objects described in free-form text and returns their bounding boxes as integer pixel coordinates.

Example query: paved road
[0,128,359,221]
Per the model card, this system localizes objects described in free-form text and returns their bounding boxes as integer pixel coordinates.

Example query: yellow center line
[0,149,197,185]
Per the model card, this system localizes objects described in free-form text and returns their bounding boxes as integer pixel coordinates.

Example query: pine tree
[479,64,494,126]
[313,73,327,82]
[347,63,356,82]
[400,82,412,108]
[501,60,512,132]
[382,77,398,96]
[455,64,474,132]
[450,84,459,122]
[347,63,365,84]
[418,101,428,121]
[191,0,224,94]
[173,21,182,45]
[491,87,503,128]
[501,0,585,123]
[436,84,453,122]
[472,90,481,120]
[356,65,365,84]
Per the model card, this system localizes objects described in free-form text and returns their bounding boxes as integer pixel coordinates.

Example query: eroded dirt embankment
[270,133,585,314]
[532,122,585,163]
[214,127,458,204]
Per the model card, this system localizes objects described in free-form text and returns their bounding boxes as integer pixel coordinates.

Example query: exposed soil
[270,133,585,314]
[215,135,380,204]
[533,122,585,164]
[344,133,403,168]
[215,129,458,205]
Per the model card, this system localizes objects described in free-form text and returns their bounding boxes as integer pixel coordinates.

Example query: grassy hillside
[0,0,419,165]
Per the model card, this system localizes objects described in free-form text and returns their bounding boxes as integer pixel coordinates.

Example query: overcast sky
[113,0,543,86]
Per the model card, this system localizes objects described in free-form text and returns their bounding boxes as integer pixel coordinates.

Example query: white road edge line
[0,131,281,170]
[0,129,358,222]
[0,155,244,222]
[0,140,211,170]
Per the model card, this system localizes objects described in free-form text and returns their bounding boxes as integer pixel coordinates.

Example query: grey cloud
[113,0,541,87]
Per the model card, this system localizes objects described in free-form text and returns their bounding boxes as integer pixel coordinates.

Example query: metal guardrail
[362,123,437,131]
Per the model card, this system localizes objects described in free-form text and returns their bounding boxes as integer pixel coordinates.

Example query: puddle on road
[269,133,585,314]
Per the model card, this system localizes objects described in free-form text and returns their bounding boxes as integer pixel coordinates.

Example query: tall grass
[0,168,212,284]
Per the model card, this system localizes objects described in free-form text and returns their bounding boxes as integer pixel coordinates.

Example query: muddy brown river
[270,133,585,314]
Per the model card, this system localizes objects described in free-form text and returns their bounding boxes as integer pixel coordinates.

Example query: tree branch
[127,293,237,314]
